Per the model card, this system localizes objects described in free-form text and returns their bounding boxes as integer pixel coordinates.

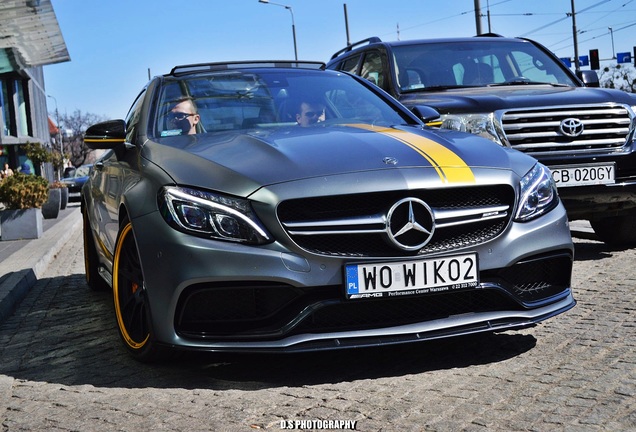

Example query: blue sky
[44,0,636,121]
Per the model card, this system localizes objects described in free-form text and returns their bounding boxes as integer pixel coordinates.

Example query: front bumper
[131,202,574,352]
[556,180,636,220]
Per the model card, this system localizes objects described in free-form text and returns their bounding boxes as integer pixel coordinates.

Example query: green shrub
[0,173,49,209]
[24,142,51,166]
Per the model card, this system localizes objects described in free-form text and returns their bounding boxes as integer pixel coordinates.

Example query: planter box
[60,187,69,210]
[0,208,43,240]
[42,188,61,219]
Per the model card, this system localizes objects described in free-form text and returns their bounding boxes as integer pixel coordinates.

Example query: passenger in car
[167,97,200,135]
[295,98,325,127]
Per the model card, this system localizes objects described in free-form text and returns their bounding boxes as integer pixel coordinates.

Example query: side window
[360,51,385,89]
[124,89,146,143]
[340,54,361,74]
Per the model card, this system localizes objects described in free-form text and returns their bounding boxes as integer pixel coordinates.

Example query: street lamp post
[609,27,616,59]
[258,0,298,61]
[47,94,63,178]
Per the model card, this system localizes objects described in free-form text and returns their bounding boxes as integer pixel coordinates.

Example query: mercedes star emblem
[386,198,435,251]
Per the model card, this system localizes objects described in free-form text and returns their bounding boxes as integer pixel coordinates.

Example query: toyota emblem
[386,198,435,251]
[559,118,584,137]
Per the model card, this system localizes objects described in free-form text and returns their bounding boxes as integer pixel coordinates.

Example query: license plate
[550,163,615,188]
[345,253,479,300]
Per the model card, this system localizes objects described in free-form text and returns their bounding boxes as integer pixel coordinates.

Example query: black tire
[83,204,110,291]
[590,215,636,246]
[113,217,167,362]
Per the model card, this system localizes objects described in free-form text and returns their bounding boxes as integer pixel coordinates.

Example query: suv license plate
[345,253,479,300]
[550,163,615,188]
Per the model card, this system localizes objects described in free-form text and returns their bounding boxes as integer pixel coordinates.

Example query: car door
[92,89,147,255]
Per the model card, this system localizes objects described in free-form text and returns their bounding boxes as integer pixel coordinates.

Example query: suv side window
[340,54,361,73]
[360,51,385,89]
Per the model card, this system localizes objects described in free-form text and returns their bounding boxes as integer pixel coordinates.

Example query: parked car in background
[61,164,92,201]
[326,34,636,245]
[81,60,574,362]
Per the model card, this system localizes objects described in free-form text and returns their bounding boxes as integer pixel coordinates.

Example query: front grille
[277,186,515,257]
[501,104,634,157]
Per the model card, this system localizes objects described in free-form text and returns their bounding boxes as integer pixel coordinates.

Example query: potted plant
[0,172,49,240]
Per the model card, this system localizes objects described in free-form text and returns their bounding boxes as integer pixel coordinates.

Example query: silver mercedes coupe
[82,61,575,362]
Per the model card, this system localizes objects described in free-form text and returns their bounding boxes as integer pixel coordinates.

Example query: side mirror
[576,70,600,88]
[411,105,442,125]
[84,120,127,149]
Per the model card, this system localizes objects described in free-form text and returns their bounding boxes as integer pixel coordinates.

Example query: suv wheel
[590,215,636,246]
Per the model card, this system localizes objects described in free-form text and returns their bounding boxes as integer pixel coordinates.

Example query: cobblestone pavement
[0,228,634,432]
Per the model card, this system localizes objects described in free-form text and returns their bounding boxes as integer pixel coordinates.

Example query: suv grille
[501,104,634,156]
[277,186,514,257]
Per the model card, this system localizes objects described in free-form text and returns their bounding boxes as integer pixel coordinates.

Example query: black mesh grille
[482,252,572,303]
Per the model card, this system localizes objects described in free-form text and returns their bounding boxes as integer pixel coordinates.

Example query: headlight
[440,113,502,145]
[515,163,559,222]
[159,186,271,244]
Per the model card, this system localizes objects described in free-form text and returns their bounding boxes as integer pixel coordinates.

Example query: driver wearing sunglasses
[296,98,326,127]
[167,97,200,135]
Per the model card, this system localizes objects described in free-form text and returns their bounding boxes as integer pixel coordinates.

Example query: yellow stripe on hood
[348,124,476,184]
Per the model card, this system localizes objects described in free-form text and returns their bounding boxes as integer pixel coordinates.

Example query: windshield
[153,69,411,137]
[63,165,91,178]
[392,40,578,92]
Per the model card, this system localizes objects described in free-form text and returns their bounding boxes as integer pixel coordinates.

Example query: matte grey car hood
[144,124,533,196]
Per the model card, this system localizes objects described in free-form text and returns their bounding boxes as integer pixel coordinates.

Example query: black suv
[326,35,636,245]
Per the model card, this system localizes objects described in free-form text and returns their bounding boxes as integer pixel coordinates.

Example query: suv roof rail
[169,61,325,76]
[330,37,382,60]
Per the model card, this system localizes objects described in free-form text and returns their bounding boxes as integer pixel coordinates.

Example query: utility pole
[570,0,580,73]
[474,0,483,35]
[343,3,350,46]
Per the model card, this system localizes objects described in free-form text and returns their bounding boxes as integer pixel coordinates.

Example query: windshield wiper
[401,85,466,92]
[488,79,569,87]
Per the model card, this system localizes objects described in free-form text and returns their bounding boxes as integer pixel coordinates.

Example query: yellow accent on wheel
[113,222,150,350]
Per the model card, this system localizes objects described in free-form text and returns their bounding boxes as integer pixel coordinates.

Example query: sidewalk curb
[0,209,82,323]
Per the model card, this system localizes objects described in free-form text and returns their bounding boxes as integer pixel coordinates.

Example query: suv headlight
[515,163,559,222]
[631,105,636,143]
[440,113,502,145]
[159,186,271,244]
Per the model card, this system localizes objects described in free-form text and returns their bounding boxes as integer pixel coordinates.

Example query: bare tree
[54,110,108,167]
[599,64,636,93]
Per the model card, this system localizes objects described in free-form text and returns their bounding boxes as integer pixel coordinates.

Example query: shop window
[0,76,32,138]
[0,79,11,136]
[15,80,29,136]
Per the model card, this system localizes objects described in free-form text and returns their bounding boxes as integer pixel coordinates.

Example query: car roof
[329,35,530,60]
[166,61,326,77]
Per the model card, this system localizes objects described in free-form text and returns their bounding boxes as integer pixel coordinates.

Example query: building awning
[0,0,70,69]
[48,116,58,135]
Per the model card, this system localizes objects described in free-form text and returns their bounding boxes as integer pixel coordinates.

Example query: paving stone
[0,227,634,431]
